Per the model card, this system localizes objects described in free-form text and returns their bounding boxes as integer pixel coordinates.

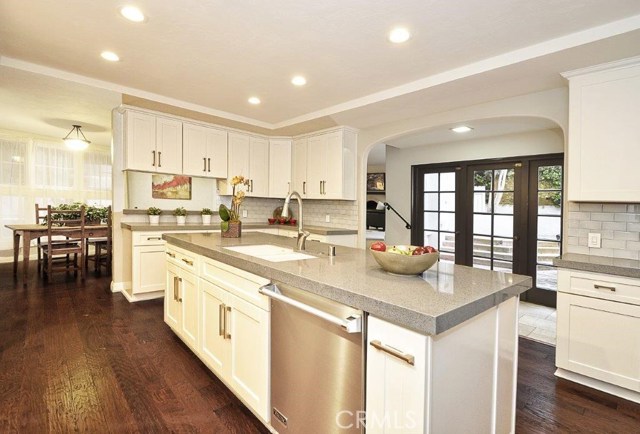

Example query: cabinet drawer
[559,269,640,306]
[201,257,270,311]
[133,232,166,246]
[166,245,198,273]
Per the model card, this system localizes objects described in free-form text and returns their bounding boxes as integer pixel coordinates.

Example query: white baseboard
[121,289,164,303]
[111,281,131,293]
[555,368,640,404]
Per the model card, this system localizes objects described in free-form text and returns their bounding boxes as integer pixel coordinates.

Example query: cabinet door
[206,127,228,179]
[200,279,229,377]
[268,139,292,198]
[556,292,640,391]
[292,138,308,197]
[322,131,344,199]
[165,262,181,331]
[125,111,156,171]
[133,245,167,294]
[367,316,426,434]
[182,123,209,177]
[227,294,270,421]
[249,137,269,197]
[155,117,182,174]
[179,269,199,351]
[227,132,250,194]
[306,134,326,199]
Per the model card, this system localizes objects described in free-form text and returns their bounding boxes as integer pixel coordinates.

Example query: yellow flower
[231,175,246,186]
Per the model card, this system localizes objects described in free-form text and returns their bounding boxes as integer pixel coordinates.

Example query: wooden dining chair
[42,205,86,280]
[85,206,112,274]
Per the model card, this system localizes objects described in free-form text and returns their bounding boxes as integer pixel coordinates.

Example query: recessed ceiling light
[450,126,473,133]
[248,97,261,105]
[389,27,411,44]
[120,6,146,22]
[291,76,307,86]
[101,51,120,62]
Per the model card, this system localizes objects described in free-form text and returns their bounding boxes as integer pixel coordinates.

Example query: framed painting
[367,173,385,193]
[152,175,192,199]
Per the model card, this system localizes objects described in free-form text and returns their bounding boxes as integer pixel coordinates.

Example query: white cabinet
[132,233,166,296]
[125,110,182,173]
[183,122,228,178]
[226,133,269,197]
[564,59,640,202]
[268,138,292,198]
[165,262,181,331]
[200,279,228,376]
[291,137,308,197]
[165,246,200,352]
[292,128,357,200]
[556,269,640,397]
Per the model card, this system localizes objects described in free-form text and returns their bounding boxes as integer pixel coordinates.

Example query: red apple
[412,246,426,255]
[370,241,387,252]
[424,245,438,253]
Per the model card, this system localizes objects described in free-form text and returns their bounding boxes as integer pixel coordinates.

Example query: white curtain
[0,130,112,251]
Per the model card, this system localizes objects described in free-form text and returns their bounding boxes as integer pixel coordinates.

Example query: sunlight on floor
[519,301,556,346]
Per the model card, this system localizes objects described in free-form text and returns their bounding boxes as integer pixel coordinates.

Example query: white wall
[385,128,564,245]
[126,171,218,211]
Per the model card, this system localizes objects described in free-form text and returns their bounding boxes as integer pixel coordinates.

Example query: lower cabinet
[133,243,166,295]
[165,261,199,351]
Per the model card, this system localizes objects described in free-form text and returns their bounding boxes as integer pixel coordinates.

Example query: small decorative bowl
[278,217,287,224]
[370,246,439,275]
[268,218,276,225]
[289,219,297,225]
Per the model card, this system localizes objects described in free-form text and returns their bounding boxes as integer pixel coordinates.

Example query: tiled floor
[518,301,556,346]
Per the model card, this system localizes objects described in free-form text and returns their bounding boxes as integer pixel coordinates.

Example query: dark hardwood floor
[1,262,639,433]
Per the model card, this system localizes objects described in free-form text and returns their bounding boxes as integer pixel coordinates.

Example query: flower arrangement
[227,175,250,222]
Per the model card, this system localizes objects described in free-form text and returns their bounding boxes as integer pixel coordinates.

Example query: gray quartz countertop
[121,222,357,235]
[554,253,640,279]
[163,232,531,335]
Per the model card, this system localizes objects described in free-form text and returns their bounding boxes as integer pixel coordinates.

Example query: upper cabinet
[565,58,640,202]
[183,122,228,179]
[294,128,357,200]
[125,111,182,174]
[269,139,292,198]
[291,138,308,197]
[226,133,269,197]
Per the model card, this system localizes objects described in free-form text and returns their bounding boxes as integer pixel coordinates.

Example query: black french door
[412,154,563,308]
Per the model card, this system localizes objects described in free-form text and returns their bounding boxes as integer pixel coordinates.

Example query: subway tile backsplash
[565,202,640,260]
[240,197,358,230]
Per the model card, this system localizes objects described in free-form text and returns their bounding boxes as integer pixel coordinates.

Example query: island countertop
[163,232,531,335]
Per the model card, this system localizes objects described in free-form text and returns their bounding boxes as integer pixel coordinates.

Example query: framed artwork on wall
[367,173,385,193]
[152,174,192,199]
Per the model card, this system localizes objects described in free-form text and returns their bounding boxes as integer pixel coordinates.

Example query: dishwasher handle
[259,284,362,333]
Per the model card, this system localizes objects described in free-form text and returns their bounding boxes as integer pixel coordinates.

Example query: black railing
[384,202,411,230]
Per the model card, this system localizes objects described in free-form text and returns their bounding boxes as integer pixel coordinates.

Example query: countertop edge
[554,254,640,279]
[121,222,357,235]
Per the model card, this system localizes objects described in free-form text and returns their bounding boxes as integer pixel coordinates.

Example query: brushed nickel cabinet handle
[182,258,194,266]
[178,277,183,302]
[147,237,162,241]
[288,181,290,194]
[152,150,156,167]
[250,179,254,192]
[158,151,162,167]
[173,276,179,301]
[303,181,306,194]
[219,303,225,336]
[370,340,415,366]
[208,158,211,172]
[166,251,175,258]
[319,180,322,194]
[594,284,616,292]
[203,157,207,171]
[224,306,232,339]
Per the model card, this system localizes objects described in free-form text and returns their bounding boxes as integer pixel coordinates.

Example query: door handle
[152,150,156,167]
[250,179,254,192]
[303,181,306,195]
[219,303,225,336]
[224,306,232,339]
[173,276,179,301]
[178,277,183,302]
[147,237,162,241]
[319,180,322,194]
[158,151,162,167]
[208,158,211,172]
[370,340,415,366]
[594,284,616,292]
[203,157,207,171]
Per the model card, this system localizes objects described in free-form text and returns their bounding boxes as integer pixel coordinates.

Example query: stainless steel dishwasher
[259,282,364,434]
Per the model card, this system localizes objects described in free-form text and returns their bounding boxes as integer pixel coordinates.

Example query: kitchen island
[163,232,531,433]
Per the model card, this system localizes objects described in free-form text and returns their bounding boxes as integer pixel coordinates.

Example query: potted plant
[148,207,162,225]
[220,175,249,238]
[86,205,108,225]
[201,208,213,225]
[174,207,187,225]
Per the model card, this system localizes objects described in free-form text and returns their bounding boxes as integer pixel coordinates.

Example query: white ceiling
[2,0,640,131]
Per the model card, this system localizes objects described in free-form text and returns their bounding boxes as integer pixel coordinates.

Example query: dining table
[5,224,110,280]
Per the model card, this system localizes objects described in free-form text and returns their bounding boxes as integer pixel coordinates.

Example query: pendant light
[63,125,90,150]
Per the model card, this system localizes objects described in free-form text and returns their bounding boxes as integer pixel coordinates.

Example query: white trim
[110,280,130,293]
[555,368,640,404]
[562,55,640,78]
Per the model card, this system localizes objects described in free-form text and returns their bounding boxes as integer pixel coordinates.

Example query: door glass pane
[424,193,438,211]
[493,238,513,262]
[538,216,561,241]
[473,236,492,258]
[439,233,455,253]
[474,170,492,191]
[537,265,558,290]
[493,169,514,192]
[440,193,455,211]
[424,231,438,247]
[425,173,438,191]
[538,192,561,215]
[440,212,455,232]
[538,165,562,190]
[494,192,514,214]
[474,192,492,213]
[440,172,456,191]
[537,241,561,265]
[439,251,455,263]
[493,260,513,273]
[424,212,438,230]
[473,214,492,235]
[494,215,514,238]
[473,256,491,270]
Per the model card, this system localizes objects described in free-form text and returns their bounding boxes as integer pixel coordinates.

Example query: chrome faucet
[282,191,310,250]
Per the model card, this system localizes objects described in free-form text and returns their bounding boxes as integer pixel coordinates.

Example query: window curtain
[0,130,112,251]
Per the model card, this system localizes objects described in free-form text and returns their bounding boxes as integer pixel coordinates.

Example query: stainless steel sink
[224,244,317,262]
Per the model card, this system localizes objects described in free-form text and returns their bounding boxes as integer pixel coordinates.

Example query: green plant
[147,207,162,216]
[219,204,231,221]
[173,207,187,217]
[86,205,109,223]
[201,208,213,215]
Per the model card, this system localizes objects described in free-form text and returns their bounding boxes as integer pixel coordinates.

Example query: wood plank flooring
[1,263,639,433]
